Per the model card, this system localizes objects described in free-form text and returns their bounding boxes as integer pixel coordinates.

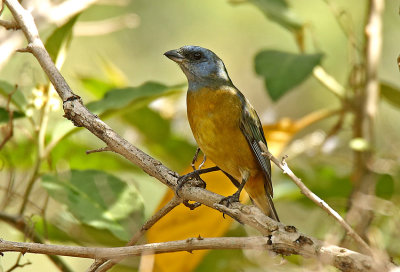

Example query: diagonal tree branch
[1,1,395,272]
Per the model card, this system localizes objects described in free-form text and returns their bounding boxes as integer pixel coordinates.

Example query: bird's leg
[219,171,249,207]
[178,149,222,210]
[191,147,201,171]
[198,152,207,170]
[176,148,220,197]
[221,171,241,188]
[180,148,206,192]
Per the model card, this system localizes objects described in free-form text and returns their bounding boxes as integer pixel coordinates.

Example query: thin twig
[0,0,4,16]
[258,141,373,255]
[0,184,45,212]
[364,0,383,141]
[313,66,346,98]
[0,168,15,210]
[18,153,41,215]
[15,46,31,53]
[5,253,32,272]
[43,127,80,158]
[0,19,19,29]
[322,0,362,53]
[86,146,112,155]
[0,85,17,150]
[293,108,340,132]
[19,84,52,215]
[89,197,181,272]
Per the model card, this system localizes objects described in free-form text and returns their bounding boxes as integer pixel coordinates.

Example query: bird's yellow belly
[187,87,259,181]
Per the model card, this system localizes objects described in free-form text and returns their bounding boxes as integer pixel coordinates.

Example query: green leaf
[32,216,75,243]
[376,174,394,200]
[0,107,25,123]
[274,180,302,201]
[42,170,144,241]
[50,137,134,171]
[287,166,352,211]
[125,107,171,142]
[255,50,323,101]
[0,139,36,168]
[0,80,26,110]
[80,77,117,99]
[123,107,196,170]
[244,0,303,31]
[380,82,400,108]
[45,14,79,63]
[86,81,183,116]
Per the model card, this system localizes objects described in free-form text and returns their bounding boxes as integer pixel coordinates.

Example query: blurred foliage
[0,0,399,271]
[375,174,395,200]
[194,224,255,272]
[42,169,144,241]
[45,15,80,63]
[86,82,183,116]
[244,0,303,31]
[0,80,26,110]
[0,107,24,123]
[380,82,400,109]
[255,50,323,100]
[122,106,196,169]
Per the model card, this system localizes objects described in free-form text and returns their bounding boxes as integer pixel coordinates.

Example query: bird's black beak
[164,49,184,63]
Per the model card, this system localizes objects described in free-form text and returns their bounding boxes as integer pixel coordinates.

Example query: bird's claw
[219,192,240,207]
[175,171,206,197]
[219,192,241,219]
[183,200,201,210]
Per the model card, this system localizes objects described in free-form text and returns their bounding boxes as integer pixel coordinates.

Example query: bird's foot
[176,171,206,196]
[219,191,241,207]
[176,170,206,210]
[219,192,241,219]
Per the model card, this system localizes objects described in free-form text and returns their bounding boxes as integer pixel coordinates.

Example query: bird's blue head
[164,45,232,89]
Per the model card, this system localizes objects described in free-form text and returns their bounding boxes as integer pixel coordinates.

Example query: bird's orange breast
[186,87,260,182]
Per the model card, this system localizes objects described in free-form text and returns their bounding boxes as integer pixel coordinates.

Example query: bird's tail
[245,176,280,222]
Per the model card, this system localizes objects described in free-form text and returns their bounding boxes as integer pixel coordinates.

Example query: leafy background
[0,0,399,271]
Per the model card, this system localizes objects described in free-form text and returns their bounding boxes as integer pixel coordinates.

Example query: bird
[164,45,279,221]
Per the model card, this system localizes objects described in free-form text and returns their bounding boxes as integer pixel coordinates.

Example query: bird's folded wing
[239,101,273,197]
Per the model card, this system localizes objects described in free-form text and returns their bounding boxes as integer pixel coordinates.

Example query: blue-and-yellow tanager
[164,45,279,221]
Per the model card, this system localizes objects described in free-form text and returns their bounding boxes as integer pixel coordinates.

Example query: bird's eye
[193,52,202,60]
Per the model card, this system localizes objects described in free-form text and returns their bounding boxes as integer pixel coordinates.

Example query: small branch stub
[0,19,19,29]
[86,146,112,155]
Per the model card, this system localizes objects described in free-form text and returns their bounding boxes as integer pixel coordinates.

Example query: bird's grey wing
[239,98,273,197]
